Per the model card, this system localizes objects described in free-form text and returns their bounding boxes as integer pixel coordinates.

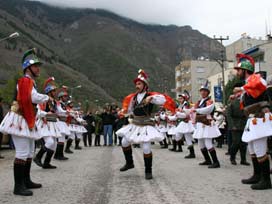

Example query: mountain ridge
[0,0,223,107]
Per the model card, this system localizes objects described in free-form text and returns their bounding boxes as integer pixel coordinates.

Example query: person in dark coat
[94,111,103,146]
[83,111,95,147]
[227,82,250,166]
[101,107,116,146]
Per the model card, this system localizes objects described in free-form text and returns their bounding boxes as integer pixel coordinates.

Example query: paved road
[0,144,271,204]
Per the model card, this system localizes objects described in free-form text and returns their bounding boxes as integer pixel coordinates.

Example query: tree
[224,76,244,104]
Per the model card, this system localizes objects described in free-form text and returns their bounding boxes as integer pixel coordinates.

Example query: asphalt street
[0,144,271,204]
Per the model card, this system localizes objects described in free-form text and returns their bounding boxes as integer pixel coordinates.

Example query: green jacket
[226,99,246,131]
[94,115,103,135]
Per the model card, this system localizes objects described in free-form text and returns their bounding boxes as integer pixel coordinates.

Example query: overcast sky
[29,0,272,45]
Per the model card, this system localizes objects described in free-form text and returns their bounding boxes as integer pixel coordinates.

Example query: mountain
[0,0,223,108]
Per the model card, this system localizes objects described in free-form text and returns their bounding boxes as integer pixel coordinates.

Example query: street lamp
[0,32,20,43]
[70,85,82,99]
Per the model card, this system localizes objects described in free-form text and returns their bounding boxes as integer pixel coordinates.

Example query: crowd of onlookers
[81,104,128,147]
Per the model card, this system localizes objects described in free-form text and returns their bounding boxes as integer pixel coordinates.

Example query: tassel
[252,118,257,125]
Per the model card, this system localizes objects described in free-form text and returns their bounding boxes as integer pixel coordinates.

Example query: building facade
[175,59,221,102]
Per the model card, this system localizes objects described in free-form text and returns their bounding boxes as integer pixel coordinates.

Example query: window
[197,78,206,84]
[196,67,205,73]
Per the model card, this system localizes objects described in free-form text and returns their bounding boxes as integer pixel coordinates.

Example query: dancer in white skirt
[54,88,70,160]
[232,53,271,190]
[0,49,50,196]
[192,83,221,168]
[154,108,168,149]
[175,92,196,158]
[168,112,183,152]
[117,69,174,180]
[34,77,61,169]
[66,101,86,151]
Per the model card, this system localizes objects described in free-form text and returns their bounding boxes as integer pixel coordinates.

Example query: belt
[243,101,270,118]
[132,116,155,126]
[195,114,211,126]
[58,116,67,122]
[45,114,58,122]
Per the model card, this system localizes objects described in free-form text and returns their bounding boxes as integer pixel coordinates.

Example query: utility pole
[213,35,229,105]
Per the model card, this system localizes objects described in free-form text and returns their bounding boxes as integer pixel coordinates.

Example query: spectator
[227,82,250,166]
[83,111,95,147]
[94,111,103,146]
[101,107,116,146]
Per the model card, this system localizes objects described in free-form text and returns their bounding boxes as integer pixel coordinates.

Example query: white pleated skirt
[155,124,168,133]
[116,124,164,144]
[167,124,176,135]
[193,122,221,139]
[0,111,40,139]
[175,121,195,134]
[36,118,62,138]
[242,113,272,143]
[56,121,71,136]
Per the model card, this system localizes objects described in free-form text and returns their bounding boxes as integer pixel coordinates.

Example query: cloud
[29,0,272,44]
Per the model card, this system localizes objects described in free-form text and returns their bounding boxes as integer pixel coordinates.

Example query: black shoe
[199,160,212,165]
[56,156,69,161]
[120,163,135,171]
[169,140,177,152]
[240,161,250,166]
[176,140,183,152]
[242,175,261,184]
[242,157,261,184]
[208,162,220,168]
[208,149,220,168]
[185,146,196,159]
[33,157,43,167]
[33,147,46,167]
[251,158,271,190]
[0,155,4,159]
[13,159,33,196]
[24,159,42,189]
[230,159,237,165]
[75,146,82,150]
[43,149,57,169]
[145,173,153,180]
[43,163,57,169]
[14,185,33,196]
[65,149,74,154]
[251,179,272,190]
[54,144,69,160]
[199,148,212,165]
[65,139,73,153]
[184,154,196,159]
[144,153,153,180]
